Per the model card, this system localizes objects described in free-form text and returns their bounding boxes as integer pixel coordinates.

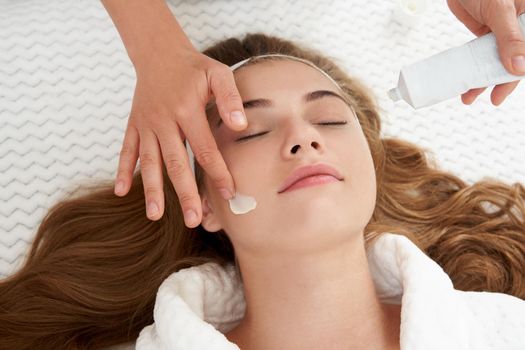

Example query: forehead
[233,59,339,95]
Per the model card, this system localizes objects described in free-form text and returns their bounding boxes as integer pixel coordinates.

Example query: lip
[278,163,344,193]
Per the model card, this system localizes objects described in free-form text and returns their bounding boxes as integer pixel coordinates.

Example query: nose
[281,122,325,159]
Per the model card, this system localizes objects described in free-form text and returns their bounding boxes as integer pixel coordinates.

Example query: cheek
[352,135,377,214]
[205,143,272,216]
[336,130,377,212]
[220,141,270,185]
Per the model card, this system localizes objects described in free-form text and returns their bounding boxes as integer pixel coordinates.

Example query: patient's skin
[200,60,401,350]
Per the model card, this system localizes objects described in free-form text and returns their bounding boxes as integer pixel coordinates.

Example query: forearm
[101,0,193,67]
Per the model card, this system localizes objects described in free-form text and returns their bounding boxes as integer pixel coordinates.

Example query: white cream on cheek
[212,143,257,215]
[228,192,257,214]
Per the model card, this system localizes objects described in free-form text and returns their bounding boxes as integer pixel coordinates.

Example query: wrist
[128,23,195,69]
[103,0,195,67]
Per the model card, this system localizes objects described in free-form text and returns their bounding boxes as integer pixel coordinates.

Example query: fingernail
[219,188,234,200]
[184,209,198,226]
[512,55,525,74]
[147,201,159,217]
[115,180,125,195]
[230,111,247,127]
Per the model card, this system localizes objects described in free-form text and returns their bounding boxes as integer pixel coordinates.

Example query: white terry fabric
[134,233,525,350]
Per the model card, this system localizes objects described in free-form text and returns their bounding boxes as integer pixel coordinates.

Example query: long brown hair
[1,33,524,350]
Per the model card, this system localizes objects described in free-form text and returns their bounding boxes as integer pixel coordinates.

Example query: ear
[200,193,223,232]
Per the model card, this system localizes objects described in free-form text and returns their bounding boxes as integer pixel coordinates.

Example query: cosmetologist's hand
[120,45,247,227]
[447,0,525,105]
[102,0,247,227]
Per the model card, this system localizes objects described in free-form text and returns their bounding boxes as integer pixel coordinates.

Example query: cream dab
[228,192,257,215]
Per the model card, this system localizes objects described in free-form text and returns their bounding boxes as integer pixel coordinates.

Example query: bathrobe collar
[136,233,472,349]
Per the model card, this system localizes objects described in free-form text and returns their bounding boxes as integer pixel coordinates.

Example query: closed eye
[317,121,348,126]
[234,120,348,142]
[235,131,269,142]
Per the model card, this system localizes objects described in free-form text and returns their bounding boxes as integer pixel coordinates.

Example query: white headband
[227,54,344,91]
[185,54,346,175]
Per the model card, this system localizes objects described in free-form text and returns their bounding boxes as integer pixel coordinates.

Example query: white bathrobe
[134,233,525,350]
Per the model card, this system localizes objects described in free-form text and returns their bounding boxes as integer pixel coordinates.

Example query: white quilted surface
[1,0,524,279]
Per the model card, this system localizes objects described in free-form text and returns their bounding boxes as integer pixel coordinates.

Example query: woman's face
[201,59,376,257]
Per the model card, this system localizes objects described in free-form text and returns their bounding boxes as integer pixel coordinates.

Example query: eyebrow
[214,89,350,128]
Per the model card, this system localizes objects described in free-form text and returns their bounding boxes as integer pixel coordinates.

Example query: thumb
[487,8,525,75]
[209,67,248,131]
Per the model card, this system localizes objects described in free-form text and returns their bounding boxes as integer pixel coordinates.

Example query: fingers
[138,129,165,221]
[447,0,491,36]
[115,124,139,196]
[178,107,235,201]
[490,80,520,105]
[461,87,486,104]
[156,124,202,228]
[208,66,248,131]
[460,80,520,105]
[484,0,525,75]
